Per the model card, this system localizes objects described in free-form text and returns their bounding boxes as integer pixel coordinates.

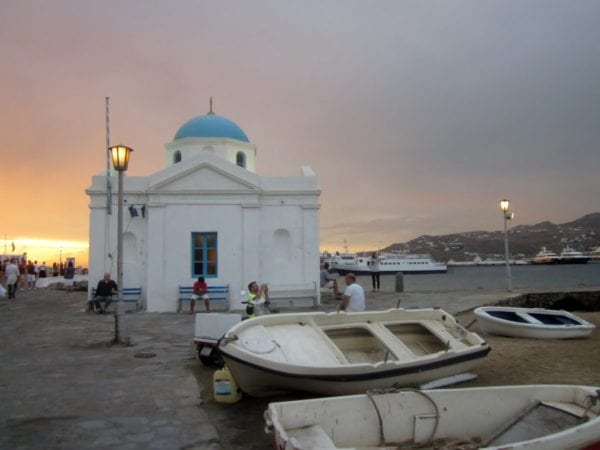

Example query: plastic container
[213,365,242,404]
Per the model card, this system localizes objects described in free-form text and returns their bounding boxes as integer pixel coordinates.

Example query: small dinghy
[265,384,600,450]
[218,308,490,396]
[474,306,595,339]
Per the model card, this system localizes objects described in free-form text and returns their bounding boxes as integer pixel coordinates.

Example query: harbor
[1,264,599,449]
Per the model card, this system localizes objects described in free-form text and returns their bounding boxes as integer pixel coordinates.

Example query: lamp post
[499,199,513,292]
[110,144,133,345]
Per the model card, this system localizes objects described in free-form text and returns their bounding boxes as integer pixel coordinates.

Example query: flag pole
[106,97,112,215]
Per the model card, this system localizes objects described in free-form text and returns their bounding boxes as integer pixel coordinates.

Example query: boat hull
[265,384,600,450]
[221,345,489,396]
[218,308,489,396]
[474,307,595,339]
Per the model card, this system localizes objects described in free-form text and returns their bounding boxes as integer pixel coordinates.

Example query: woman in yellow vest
[246,281,269,318]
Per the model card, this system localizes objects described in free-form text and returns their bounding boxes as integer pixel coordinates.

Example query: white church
[86,104,321,312]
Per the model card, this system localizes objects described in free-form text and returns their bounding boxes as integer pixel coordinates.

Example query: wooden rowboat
[218,308,490,396]
[265,384,600,449]
[474,306,595,339]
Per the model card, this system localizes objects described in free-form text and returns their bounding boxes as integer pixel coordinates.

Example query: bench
[178,284,230,312]
[267,282,318,309]
[90,287,142,311]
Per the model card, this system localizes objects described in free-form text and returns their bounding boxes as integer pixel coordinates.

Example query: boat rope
[219,335,238,346]
[582,389,600,421]
[463,319,477,329]
[366,387,440,446]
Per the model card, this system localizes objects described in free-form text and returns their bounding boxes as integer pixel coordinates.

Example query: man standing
[90,273,117,313]
[338,273,365,313]
[5,258,19,299]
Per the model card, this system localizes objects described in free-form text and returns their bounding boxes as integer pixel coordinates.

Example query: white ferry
[329,251,447,275]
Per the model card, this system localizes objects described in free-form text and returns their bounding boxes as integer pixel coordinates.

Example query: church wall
[148,202,249,312]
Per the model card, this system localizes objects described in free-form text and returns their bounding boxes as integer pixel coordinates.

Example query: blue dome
[174,114,249,142]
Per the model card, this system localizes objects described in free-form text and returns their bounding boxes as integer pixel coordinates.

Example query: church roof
[173,113,249,142]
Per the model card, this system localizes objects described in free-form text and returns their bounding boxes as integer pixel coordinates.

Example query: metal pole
[503,213,512,292]
[114,169,129,344]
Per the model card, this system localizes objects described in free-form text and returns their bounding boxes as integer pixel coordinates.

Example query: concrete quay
[0,284,515,449]
[0,288,216,450]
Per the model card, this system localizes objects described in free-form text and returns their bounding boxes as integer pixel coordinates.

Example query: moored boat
[474,306,595,339]
[531,247,560,265]
[218,308,489,396]
[330,251,447,275]
[558,246,590,264]
[265,384,600,450]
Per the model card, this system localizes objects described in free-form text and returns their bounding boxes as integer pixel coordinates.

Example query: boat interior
[487,309,582,326]
[238,315,474,367]
[269,386,600,450]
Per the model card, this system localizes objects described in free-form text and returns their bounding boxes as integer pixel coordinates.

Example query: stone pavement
[0,287,217,450]
[0,283,515,449]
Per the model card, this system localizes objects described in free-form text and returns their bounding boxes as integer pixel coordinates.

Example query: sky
[1,0,599,265]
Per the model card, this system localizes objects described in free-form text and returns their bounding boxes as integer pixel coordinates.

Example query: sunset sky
[1,1,599,266]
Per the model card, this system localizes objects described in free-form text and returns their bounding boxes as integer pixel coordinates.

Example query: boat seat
[420,320,469,350]
[287,425,337,449]
[268,323,348,366]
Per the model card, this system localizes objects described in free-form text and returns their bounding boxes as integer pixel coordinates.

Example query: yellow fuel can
[213,365,242,404]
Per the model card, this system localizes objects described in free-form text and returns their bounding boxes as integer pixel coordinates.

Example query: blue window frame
[191,232,218,277]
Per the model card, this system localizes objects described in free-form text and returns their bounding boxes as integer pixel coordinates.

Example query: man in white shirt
[5,258,20,299]
[338,273,365,313]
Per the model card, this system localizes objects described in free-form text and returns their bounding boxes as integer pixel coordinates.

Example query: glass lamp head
[499,199,510,213]
[110,145,133,171]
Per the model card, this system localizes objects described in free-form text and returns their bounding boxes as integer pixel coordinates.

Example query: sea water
[357,263,600,293]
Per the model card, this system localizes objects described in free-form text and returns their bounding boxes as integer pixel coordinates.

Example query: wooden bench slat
[178,284,230,312]
[90,287,142,311]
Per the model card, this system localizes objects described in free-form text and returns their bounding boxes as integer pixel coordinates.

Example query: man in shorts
[191,276,209,313]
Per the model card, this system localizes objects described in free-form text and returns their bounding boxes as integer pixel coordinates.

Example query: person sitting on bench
[90,273,117,314]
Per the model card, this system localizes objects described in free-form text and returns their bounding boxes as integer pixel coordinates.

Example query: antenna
[208,96,215,115]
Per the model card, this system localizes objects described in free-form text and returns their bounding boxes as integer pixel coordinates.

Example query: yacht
[557,246,590,264]
[531,247,560,265]
[329,251,447,275]
[531,246,589,265]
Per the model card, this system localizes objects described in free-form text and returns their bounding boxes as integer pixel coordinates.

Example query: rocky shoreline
[500,290,600,311]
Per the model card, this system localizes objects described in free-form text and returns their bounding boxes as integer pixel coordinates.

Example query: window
[173,150,182,164]
[191,232,217,277]
[236,151,246,168]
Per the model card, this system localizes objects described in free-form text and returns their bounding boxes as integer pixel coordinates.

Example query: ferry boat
[329,251,447,275]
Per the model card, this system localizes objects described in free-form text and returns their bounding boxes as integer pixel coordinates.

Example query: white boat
[558,246,590,264]
[474,306,595,339]
[531,247,561,265]
[265,384,600,450]
[218,308,489,396]
[330,252,447,275]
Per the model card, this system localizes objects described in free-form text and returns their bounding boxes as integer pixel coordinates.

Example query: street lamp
[110,144,133,345]
[499,199,513,292]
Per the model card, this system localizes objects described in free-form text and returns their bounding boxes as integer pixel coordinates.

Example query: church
[86,104,321,312]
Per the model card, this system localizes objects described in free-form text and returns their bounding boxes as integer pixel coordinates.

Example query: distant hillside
[381,213,600,263]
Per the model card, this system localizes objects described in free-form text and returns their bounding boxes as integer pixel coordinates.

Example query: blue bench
[90,287,142,311]
[178,284,230,312]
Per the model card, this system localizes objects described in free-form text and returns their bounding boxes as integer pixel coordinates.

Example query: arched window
[173,150,182,164]
[236,151,246,168]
